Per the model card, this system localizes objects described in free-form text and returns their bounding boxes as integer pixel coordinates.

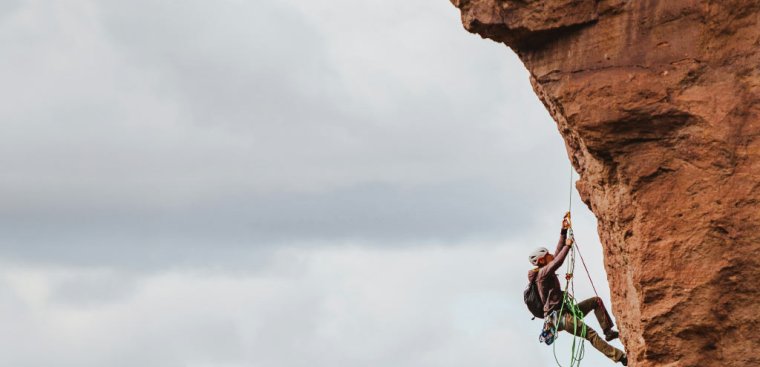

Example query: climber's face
[538,254,554,267]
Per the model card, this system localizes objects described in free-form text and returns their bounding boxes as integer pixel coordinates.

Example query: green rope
[551,234,588,367]
[551,164,589,367]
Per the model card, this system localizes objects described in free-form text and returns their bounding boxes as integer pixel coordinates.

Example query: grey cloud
[0,0,571,270]
[0,180,556,268]
[0,0,21,18]
[0,242,615,367]
[0,3,619,367]
[99,0,340,128]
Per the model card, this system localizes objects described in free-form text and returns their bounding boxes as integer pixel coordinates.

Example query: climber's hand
[565,237,574,246]
[562,212,571,229]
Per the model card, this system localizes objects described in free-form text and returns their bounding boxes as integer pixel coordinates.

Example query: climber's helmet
[529,247,550,266]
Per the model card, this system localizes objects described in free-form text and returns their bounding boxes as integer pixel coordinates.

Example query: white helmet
[529,247,549,266]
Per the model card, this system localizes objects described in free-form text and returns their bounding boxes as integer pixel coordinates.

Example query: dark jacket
[527,228,570,316]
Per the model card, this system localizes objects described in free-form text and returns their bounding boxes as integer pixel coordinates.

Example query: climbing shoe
[605,330,619,341]
[619,354,628,366]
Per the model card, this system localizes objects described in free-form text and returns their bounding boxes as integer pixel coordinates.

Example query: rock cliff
[449,1,760,366]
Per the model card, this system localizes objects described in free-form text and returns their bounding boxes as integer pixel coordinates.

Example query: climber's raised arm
[553,212,571,256]
[545,237,571,274]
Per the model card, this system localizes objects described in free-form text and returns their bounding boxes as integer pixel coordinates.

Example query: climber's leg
[576,297,616,336]
[575,297,597,316]
[559,313,625,363]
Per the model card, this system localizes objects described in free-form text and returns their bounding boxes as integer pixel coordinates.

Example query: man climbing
[527,213,628,365]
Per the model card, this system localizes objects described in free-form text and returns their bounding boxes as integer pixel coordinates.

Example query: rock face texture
[450,1,760,366]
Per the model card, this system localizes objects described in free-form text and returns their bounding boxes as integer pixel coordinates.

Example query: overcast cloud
[0,0,622,366]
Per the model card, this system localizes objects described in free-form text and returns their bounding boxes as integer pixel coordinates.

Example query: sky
[0,0,624,366]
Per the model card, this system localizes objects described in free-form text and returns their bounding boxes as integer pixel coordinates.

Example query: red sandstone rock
[450,1,760,366]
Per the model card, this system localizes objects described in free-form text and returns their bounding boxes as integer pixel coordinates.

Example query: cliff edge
[449,1,760,366]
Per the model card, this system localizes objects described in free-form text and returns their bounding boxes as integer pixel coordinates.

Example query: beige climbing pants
[558,297,625,362]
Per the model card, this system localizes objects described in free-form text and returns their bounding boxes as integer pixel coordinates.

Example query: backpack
[524,279,544,319]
